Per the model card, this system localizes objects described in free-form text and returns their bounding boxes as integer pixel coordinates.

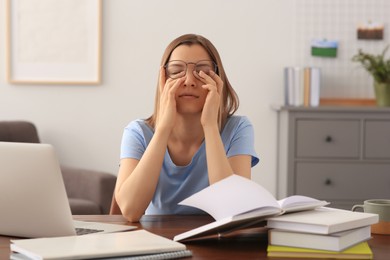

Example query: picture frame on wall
[5,0,102,85]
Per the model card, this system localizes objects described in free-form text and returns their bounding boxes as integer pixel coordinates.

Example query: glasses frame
[164,60,218,79]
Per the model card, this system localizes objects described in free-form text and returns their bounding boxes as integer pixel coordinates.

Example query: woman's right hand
[155,66,184,132]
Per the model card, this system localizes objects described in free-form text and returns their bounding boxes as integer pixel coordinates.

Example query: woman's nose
[183,68,197,87]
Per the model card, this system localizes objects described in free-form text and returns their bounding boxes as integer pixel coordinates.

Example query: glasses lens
[165,61,186,79]
[195,61,215,76]
[165,60,217,79]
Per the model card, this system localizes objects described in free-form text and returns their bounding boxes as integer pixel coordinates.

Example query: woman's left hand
[197,70,223,128]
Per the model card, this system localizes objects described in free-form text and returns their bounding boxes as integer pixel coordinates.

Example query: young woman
[113,34,259,222]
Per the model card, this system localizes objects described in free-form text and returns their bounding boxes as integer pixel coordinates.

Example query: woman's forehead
[169,44,211,62]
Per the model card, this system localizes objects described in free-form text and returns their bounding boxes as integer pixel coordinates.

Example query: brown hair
[146,34,239,130]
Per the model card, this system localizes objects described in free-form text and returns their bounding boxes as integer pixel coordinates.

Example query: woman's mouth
[178,93,199,98]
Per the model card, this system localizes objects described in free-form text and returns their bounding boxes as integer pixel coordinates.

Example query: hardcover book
[267,241,373,259]
[269,225,371,251]
[266,207,379,234]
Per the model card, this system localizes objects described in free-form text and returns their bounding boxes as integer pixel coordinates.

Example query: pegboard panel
[293,0,390,99]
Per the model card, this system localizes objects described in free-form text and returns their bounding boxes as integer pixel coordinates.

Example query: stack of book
[284,66,321,107]
[266,207,379,259]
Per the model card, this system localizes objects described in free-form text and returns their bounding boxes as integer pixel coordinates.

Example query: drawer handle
[325,136,333,143]
[324,178,332,186]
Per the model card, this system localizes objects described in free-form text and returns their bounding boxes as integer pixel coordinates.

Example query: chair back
[0,121,40,143]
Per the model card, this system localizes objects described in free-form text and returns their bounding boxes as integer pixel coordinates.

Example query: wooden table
[1,215,389,259]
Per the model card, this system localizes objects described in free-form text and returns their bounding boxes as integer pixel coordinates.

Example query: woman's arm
[203,124,251,184]
[199,71,252,183]
[115,68,183,222]
[115,128,170,222]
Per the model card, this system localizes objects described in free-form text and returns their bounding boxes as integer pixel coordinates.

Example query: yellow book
[267,242,373,259]
[303,67,311,107]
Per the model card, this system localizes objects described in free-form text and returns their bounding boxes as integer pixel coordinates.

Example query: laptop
[0,142,136,238]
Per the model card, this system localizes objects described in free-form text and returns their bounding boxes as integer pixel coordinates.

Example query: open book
[173,175,329,242]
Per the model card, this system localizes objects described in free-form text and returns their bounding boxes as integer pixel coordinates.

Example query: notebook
[10,230,191,260]
[0,141,135,238]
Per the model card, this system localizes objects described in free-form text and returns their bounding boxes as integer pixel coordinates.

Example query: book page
[179,175,280,221]
[277,195,329,213]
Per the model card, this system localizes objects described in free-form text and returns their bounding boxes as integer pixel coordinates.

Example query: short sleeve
[223,116,259,167]
[120,120,151,160]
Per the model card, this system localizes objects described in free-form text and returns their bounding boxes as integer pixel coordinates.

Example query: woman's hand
[197,70,223,128]
[156,66,184,132]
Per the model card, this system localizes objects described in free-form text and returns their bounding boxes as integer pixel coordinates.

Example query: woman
[114,34,259,222]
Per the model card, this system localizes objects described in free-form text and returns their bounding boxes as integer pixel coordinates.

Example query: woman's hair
[146,34,239,130]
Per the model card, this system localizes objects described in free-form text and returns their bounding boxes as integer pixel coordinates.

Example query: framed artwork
[6,0,102,85]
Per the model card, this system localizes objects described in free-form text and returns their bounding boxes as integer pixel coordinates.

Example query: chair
[0,120,117,215]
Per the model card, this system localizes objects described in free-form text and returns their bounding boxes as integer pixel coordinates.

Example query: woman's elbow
[123,212,142,223]
[116,198,143,222]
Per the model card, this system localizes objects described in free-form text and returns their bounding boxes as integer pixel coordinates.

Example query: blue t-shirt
[120,115,259,215]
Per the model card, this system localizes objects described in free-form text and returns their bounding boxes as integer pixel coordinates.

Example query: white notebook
[11,230,189,260]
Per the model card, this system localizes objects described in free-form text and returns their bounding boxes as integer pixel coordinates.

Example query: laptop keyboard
[75,227,104,235]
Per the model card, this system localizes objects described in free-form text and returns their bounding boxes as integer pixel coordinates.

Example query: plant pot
[374,82,390,107]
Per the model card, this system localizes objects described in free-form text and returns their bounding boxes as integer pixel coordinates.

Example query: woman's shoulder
[225,115,252,128]
[222,115,253,136]
[124,119,154,134]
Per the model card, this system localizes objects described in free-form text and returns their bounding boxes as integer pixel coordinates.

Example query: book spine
[284,67,294,106]
[303,68,311,107]
[293,67,304,106]
[310,67,321,107]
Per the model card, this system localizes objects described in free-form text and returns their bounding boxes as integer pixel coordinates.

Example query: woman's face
[167,44,213,115]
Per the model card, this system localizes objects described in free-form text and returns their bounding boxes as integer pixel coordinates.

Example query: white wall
[293,0,390,99]
[0,0,295,196]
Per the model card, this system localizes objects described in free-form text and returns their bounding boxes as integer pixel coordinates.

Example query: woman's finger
[158,66,166,94]
[168,77,185,98]
[208,71,223,94]
[197,71,223,93]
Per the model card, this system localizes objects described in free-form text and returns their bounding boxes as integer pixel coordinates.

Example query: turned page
[277,195,329,213]
[179,175,281,221]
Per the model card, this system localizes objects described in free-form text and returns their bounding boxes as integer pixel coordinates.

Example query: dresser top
[274,105,390,113]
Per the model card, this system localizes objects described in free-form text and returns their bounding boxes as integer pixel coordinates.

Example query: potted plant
[352,45,390,106]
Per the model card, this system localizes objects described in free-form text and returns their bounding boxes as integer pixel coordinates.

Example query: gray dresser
[276,106,390,210]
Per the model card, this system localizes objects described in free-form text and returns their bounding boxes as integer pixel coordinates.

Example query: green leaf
[352,45,390,83]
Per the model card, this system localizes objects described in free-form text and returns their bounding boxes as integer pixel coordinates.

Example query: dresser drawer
[296,119,360,158]
[295,162,390,200]
[364,120,390,159]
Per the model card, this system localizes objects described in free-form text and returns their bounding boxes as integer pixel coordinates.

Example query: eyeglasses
[164,60,218,79]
